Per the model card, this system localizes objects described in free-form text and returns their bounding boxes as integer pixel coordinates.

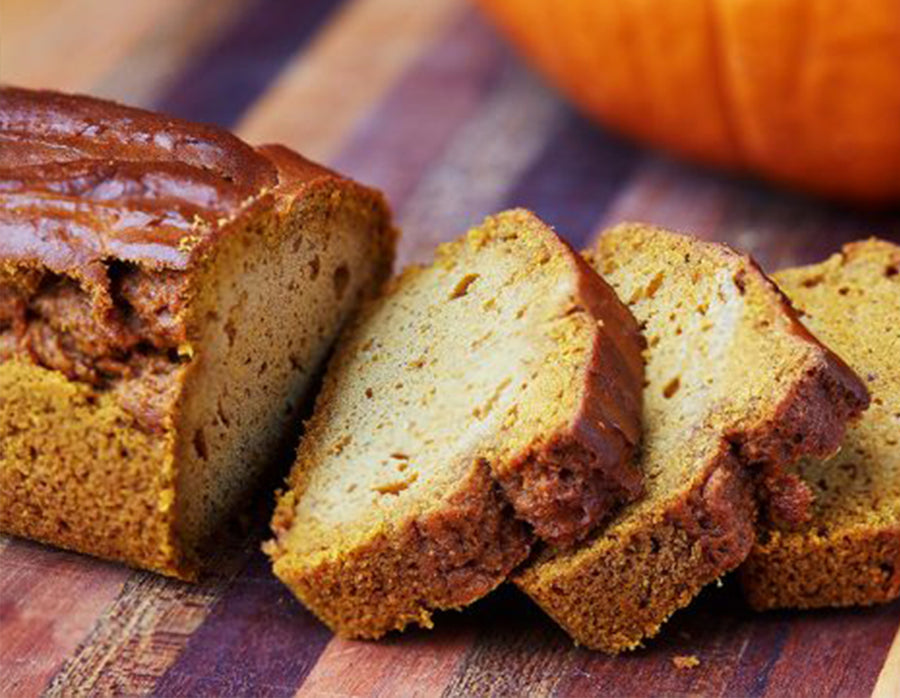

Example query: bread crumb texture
[515,223,869,653]
[266,209,645,638]
[673,655,701,669]
[741,239,900,609]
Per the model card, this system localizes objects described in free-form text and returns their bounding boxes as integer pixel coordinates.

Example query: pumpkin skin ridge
[476,0,900,205]
[703,0,745,169]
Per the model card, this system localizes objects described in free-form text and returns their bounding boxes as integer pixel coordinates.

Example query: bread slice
[266,209,645,638]
[0,87,396,579]
[741,239,900,609]
[515,223,869,653]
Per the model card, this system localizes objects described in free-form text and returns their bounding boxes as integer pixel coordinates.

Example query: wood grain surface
[0,0,898,696]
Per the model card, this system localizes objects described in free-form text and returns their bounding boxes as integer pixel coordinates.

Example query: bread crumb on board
[673,655,701,669]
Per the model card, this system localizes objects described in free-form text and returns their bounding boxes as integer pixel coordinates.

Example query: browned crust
[497,426,639,549]
[740,525,900,610]
[494,228,644,547]
[267,459,531,638]
[515,448,756,653]
[727,351,870,527]
[0,86,391,280]
[721,240,870,526]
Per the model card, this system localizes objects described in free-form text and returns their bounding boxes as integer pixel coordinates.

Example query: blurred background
[2,0,898,271]
[2,2,899,696]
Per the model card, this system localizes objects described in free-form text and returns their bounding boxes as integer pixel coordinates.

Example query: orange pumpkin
[476,0,900,204]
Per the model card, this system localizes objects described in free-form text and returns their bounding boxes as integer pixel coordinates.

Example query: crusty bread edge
[267,459,531,638]
[490,211,645,547]
[740,524,900,610]
[514,445,756,653]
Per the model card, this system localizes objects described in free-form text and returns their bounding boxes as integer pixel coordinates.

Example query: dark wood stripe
[391,61,564,265]
[553,583,790,698]
[91,0,252,109]
[719,614,791,698]
[152,0,344,128]
[151,550,331,698]
[704,178,900,270]
[500,110,642,250]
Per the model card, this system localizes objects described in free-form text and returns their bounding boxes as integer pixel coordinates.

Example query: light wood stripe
[296,629,473,698]
[873,624,900,698]
[326,9,507,219]
[0,0,188,94]
[237,0,464,160]
[0,541,129,698]
[90,0,251,108]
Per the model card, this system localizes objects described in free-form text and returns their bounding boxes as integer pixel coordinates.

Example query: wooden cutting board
[1,0,898,695]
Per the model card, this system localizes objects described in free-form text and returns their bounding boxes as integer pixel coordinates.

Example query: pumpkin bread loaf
[266,209,645,638]
[0,87,396,579]
[741,239,900,609]
[515,224,869,653]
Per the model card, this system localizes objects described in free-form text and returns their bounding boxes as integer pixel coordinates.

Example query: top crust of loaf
[515,223,869,653]
[0,86,389,281]
[741,239,900,610]
[0,86,396,402]
[267,210,645,637]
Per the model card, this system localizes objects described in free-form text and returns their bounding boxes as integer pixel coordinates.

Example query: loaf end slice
[266,209,645,638]
[0,87,396,578]
[741,239,900,610]
[515,224,869,653]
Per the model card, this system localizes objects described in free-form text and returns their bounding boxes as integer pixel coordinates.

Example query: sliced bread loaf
[0,87,396,579]
[266,209,645,638]
[515,223,869,653]
[741,239,900,609]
